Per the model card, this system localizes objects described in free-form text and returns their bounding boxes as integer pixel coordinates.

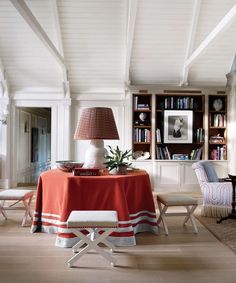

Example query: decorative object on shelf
[213,98,223,111]
[139,112,146,122]
[56,161,83,172]
[163,110,193,144]
[104,145,132,175]
[134,112,150,126]
[209,134,224,144]
[133,151,150,160]
[172,154,189,160]
[74,107,119,169]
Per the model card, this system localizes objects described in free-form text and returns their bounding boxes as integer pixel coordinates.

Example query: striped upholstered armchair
[192,161,232,217]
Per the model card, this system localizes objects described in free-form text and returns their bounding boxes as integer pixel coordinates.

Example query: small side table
[217,174,236,224]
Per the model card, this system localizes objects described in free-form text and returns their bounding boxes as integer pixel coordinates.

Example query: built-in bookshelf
[155,92,205,160]
[132,91,228,162]
[208,94,227,160]
[132,92,152,160]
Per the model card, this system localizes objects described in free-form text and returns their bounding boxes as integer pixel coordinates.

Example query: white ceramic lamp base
[83,140,107,169]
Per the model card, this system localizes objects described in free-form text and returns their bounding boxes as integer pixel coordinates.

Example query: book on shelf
[156,145,171,160]
[134,128,151,142]
[156,128,161,142]
[211,114,226,127]
[134,96,138,110]
[190,147,202,160]
[137,104,150,110]
[196,128,204,142]
[163,96,194,110]
[73,168,100,176]
[210,145,226,160]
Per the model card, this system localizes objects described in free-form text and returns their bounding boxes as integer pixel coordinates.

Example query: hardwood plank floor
[0,191,236,283]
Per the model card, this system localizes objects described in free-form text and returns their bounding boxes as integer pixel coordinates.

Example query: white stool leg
[22,196,33,226]
[185,205,198,234]
[0,201,7,220]
[68,228,116,267]
[95,228,116,252]
[157,201,169,235]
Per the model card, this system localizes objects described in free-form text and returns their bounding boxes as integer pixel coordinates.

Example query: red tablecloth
[31,169,158,247]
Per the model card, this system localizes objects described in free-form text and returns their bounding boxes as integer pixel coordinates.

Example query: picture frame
[163,110,193,144]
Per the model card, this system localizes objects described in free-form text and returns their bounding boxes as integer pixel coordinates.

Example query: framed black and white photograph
[163,110,193,144]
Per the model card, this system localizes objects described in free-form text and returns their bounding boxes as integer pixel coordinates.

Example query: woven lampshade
[74,107,119,140]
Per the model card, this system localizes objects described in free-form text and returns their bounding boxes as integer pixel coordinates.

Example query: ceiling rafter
[185,3,236,69]
[9,0,66,70]
[180,0,202,86]
[124,0,138,85]
[50,0,70,98]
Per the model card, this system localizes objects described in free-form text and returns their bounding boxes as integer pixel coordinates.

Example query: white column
[226,70,236,175]
[56,98,71,161]
[0,98,10,188]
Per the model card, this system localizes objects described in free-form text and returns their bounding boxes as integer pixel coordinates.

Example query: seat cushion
[157,194,198,206]
[0,189,34,200]
[67,210,118,228]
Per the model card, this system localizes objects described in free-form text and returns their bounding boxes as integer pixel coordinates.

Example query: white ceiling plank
[185,2,236,69]
[124,0,138,84]
[180,0,202,86]
[9,0,65,70]
[50,0,70,98]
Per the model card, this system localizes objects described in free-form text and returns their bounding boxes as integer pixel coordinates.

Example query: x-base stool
[157,193,198,235]
[0,189,34,226]
[67,210,118,267]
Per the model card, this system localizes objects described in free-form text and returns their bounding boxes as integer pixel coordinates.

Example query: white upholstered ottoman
[157,194,198,235]
[67,210,118,267]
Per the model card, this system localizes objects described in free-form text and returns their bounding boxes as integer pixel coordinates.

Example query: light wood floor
[1,192,236,283]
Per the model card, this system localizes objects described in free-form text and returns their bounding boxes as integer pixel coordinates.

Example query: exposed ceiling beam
[124,0,138,85]
[185,3,236,69]
[180,0,202,86]
[10,0,65,70]
[51,0,70,98]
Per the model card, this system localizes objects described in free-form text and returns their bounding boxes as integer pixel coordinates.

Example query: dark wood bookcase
[155,93,205,160]
[132,93,152,159]
[208,94,227,160]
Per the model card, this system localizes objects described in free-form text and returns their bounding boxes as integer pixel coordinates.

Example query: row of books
[163,97,194,110]
[134,96,150,110]
[210,145,226,160]
[134,128,151,142]
[156,146,203,160]
[210,114,226,127]
[196,128,204,143]
[190,147,202,160]
[156,146,171,160]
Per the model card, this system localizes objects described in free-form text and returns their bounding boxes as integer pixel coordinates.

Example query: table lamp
[74,107,119,169]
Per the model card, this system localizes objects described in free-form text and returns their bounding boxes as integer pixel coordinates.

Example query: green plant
[104,145,132,171]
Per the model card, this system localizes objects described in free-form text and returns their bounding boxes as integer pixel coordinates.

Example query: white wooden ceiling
[0,0,236,97]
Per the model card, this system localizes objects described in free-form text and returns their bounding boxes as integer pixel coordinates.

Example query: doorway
[17,107,51,186]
